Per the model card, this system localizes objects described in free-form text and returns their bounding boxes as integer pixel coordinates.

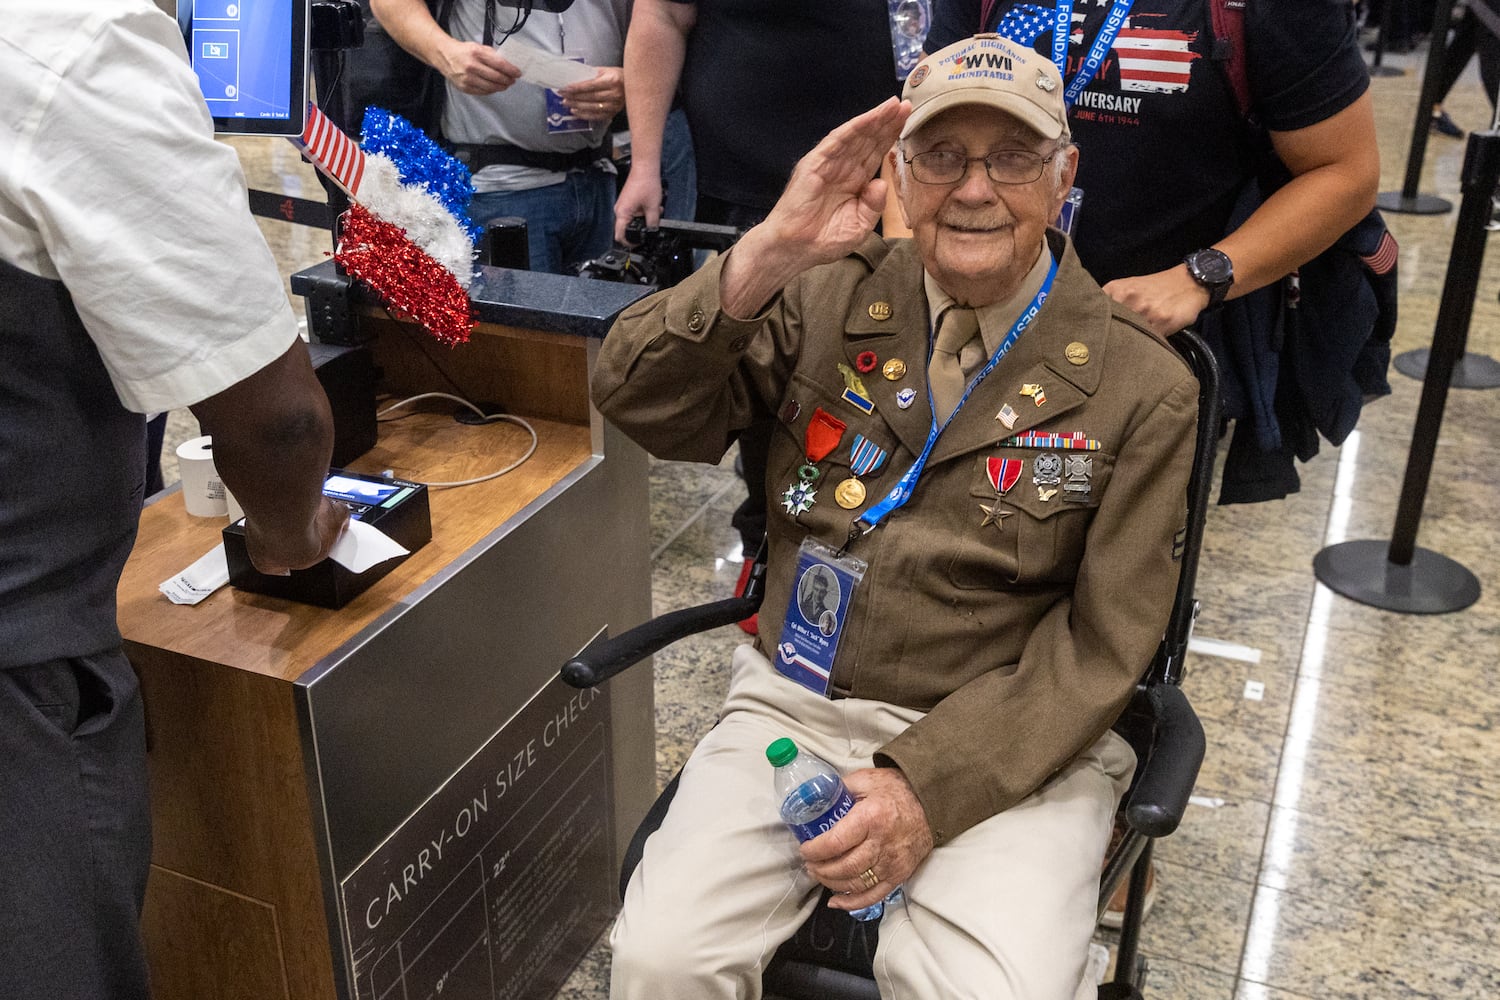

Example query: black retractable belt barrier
[1368,0,1408,78]
[1312,130,1500,613]
[1379,0,1458,215]
[248,1,363,240]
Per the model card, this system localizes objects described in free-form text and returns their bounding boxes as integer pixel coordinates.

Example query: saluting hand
[719,98,911,319]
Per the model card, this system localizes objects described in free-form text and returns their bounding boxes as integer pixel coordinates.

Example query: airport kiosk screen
[180,0,308,135]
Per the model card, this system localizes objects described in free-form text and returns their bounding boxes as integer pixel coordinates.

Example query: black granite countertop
[290,260,656,339]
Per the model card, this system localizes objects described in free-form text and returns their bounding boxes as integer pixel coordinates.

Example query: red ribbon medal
[805,408,847,464]
[986,457,1023,495]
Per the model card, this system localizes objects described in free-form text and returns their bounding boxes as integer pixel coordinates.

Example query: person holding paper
[373,0,628,274]
[0,3,348,998]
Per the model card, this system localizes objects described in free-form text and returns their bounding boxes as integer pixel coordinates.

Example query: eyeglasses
[901,147,1060,186]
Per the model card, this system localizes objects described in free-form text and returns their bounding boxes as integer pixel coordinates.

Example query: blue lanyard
[1051,0,1136,106]
[854,257,1058,535]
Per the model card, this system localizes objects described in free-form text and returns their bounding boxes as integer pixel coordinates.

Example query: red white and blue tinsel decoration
[293,104,478,346]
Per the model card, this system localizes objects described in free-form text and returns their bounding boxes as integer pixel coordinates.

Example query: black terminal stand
[1379,0,1457,215]
[1312,130,1499,614]
[1367,0,1407,78]
[309,0,365,247]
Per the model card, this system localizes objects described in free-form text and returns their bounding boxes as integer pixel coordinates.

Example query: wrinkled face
[893,105,1077,307]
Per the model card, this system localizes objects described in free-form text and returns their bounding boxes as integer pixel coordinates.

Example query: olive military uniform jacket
[592,231,1198,844]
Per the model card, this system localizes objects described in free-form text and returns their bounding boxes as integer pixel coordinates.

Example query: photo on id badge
[776,539,866,696]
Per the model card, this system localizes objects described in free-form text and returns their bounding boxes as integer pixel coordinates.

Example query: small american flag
[993,3,1052,45]
[1115,25,1200,94]
[295,103,366,197]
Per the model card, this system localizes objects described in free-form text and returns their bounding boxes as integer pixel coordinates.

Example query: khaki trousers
[610,645,1135,1000]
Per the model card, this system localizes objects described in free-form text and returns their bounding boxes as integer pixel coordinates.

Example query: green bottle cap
[766,738,798,767]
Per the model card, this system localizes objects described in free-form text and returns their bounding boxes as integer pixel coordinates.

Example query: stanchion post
[1378,0,1458,215]
[1369,0,1407,77]
[1390,130,1500,563]
[1312,131,1498,613]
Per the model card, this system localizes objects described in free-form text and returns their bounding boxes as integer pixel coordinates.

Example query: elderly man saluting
[594,34,1199,1000]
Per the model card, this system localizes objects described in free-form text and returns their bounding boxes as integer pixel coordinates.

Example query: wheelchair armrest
[561,595,760,688]
[1123,684,1205,839]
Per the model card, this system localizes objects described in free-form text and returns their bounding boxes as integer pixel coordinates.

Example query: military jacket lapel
[840,241,935,461]
[927,237,1111,466]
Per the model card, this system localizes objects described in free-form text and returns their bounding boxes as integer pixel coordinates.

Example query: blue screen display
[182,0,304,131]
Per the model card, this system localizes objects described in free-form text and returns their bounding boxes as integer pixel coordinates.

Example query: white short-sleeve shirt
[0,0,299,413]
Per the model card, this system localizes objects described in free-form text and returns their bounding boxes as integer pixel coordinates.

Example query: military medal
[783,479,818,515]
[882,358,907,381]
[1033,452,1062,498]
[896,387,916,409]
[783,407,846,516]
[836,434,889,510]
[1063,454,1093,503]
[995,403,1018,430]
[837,362,876,415]
[978,501,1011,529]
[834,478,867,509]
[986,457,1023,496]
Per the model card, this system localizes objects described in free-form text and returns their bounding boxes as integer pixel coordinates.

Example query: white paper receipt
[329,518,410,574]
[160,543,231,606]
[498,38,595,90]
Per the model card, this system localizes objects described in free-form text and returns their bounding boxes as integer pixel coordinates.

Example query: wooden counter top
[118,409,594,683]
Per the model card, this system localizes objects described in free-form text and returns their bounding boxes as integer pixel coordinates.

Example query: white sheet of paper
[498,38,595,90]
[160,543,230,606]
[329,518,410,574]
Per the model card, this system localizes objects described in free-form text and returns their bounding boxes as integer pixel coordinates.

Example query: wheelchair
[562,329,1221,999]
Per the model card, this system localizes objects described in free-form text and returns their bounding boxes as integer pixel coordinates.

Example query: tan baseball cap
[901,34,1069,141]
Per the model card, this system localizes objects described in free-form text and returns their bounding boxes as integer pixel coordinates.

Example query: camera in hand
[577,217,742,289]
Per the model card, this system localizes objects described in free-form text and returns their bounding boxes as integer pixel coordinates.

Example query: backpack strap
[981,0,1000,32]
[1206,0,1252,122]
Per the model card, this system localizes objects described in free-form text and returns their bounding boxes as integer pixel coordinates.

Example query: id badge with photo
[774,538,867,696]
[545,56,592,134]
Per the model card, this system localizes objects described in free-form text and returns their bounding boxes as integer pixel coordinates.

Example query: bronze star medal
[979,501,1011,529]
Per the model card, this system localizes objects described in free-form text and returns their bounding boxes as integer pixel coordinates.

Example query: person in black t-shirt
[926,0,1378,927]
[927,0,1378,338]
[615,0,909,634]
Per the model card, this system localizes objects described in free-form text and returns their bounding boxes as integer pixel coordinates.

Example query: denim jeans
[661,107,698,224]
[470,169,615,275]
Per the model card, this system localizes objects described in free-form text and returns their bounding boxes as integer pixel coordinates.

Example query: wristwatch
[1183,248,1234,309]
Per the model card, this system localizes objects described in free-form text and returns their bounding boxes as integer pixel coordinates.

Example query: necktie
[930,306,979,424]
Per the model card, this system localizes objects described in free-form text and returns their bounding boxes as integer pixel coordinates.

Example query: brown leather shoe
[1099,861,1157,930]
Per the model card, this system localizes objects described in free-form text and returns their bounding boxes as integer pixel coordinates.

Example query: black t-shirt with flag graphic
[926,0,1368,284]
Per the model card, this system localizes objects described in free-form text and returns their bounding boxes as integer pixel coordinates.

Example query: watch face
[1189,249,1233,285]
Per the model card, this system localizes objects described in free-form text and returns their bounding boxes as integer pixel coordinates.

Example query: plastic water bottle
[767,737,885,922]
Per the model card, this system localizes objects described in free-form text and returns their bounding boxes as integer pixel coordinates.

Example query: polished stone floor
[200,40,1500,1000]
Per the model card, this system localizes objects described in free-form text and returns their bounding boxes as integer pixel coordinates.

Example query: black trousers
[0,652,152,1000]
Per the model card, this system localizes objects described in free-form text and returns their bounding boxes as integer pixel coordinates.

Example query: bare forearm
[622,0,693,170]
[370,0,451,67]
[189,340,337,566]
[1222,92,1380,299]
